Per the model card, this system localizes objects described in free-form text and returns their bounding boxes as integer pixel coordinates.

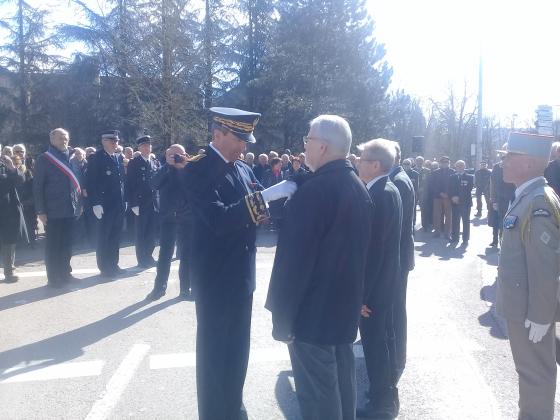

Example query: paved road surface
[1,213,559,419]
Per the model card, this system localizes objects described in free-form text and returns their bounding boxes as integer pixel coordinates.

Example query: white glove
[131,206,140,216]
[261,181,297,203]
[524,319,551,343]
[93,205,104,220]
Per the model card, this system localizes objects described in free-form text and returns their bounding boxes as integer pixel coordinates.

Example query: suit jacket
[86,150,126,210]
[431,167,456,197]
[490,163,515,210]
[364,176,402,310]
[126,155,160,210]
[266,159,373,345]
[151,163,190,223]
[496,177,560,324]
[544,159,560,197]
[182,146,263,300]
[34,146,82,219]
[449,172,474,207]
[390,166,415,272]
[475,168,492,191]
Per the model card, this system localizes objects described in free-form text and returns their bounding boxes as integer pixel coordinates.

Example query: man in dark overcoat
[356,138,403,418]
[126,135,160,267]
[388,142,416,415]
[86,130,127,278]
[0,153,27,282]
[266,115,373,420]
[178,107,296,420]
[34,128,82,288]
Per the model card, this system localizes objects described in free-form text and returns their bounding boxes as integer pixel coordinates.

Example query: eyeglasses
[302,136,322,145]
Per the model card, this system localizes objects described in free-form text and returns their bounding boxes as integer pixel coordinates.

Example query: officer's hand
[361,305,372,318]
[131,206,140,216]
[492,202,498,211]
[38,214,47,226]
[451,196,459,204]
[525,319,551,343]
[261,181,297,203]
[93,205,104,220]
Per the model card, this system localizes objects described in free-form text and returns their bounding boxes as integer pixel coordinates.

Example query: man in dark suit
[266,115,372,420]
[474,161,492,217]
[179,107,296,420]
[86,130,127,278]
[34,128,82,288]
[544,142,560,196]
[388,142,416,414]
[490,158,516,247]
[126,135,160,267]
[450,160,474,245]
[146,144,192,301]
[356,138,403,418]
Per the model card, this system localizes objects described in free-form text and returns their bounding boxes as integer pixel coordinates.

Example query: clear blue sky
[3,0,559,126]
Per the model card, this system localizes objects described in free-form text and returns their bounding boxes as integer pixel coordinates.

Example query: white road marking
[150,346,365,370]
[85,343,150,420]
[0,360,104,383]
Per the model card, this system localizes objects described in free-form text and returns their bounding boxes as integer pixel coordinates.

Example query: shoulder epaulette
[187,153,206,163]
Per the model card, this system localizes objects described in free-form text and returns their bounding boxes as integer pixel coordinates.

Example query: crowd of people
[1,106,560,420]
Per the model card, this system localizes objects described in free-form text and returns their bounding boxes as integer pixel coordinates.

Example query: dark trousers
[154,218,192,294]
[23,205,37,243]
[45,218,74,285]
[1,243,16,276]
[420,193,433,229]
[360,308,392,400]
[390,270,409,384]
[289,340,356,420]
[96,206,124,274]
[476,188,490,212]
[135,204,157,265]
[451,205,471,241]
[196,292,253,420]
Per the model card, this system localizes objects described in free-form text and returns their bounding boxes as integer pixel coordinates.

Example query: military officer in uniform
[449,160,474,245]
[178,107,296,420]
[86,130,127,278]
[497,132,560,420]
[126,134,160,267]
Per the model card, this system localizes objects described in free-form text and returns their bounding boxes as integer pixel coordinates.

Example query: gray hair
[13,143,26,152]
[49,128,69,142]
[357,138,397,173]
[392,141,401,164]
[246,152,254,160]
[309,115,352,156]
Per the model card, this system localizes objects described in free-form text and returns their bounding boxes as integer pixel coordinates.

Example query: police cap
[209,107,261,143]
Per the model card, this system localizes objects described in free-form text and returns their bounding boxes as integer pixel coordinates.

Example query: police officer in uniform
[496,132,560,420]
[178,107,296,420]
[126,134,160,267]
[86,130,127,278]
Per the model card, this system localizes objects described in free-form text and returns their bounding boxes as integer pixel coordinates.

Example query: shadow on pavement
[414,237,467,260]
[275,370,302,420]
[477,247,499,267]
[479,280,507,339]
[0,269,143,313]
[0,297,181,381]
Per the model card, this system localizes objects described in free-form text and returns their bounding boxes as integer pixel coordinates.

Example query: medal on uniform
[106,170,111,175]
[503,215,518,229]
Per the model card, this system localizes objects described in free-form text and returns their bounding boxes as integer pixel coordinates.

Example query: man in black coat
[356,138,403,418]
[266,115,372,420]
[544,142,560,196]
[450,160,474,245]
[86,130,127,278]
[146,144,192,301]
[388,142,416,414]
[0,153,27,282]
[489,158,516,247]
[474,161,492,217]
[126,135,161,267]
[34,128,82,288]
[178,107,296,420]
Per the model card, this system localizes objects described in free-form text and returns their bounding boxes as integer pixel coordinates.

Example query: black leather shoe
[4,274,18,283]
[146,288,166,301]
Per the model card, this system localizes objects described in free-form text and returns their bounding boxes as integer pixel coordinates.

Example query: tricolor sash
[44,151,81,195]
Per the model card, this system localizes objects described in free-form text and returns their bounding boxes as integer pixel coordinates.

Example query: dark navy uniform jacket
[390,166,416,272]
[126,155,160,210]
[449,172,474,207]
[86,149,126,210]
[182,146,263,300]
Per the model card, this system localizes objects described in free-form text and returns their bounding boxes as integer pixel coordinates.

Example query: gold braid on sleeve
[245,191,269,224]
